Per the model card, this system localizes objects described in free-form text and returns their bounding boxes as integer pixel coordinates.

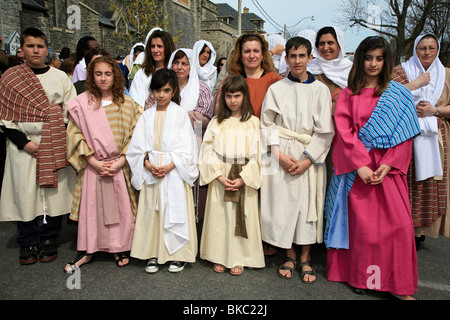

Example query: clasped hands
[277,150,312,176]
[144,159,175,179]
[85,154,126,177]
[357,164,392,185]
[217,176,244,191]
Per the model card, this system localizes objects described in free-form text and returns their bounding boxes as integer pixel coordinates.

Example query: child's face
[93,61,114,96]
[285,46,312,79]
[225,91,243,116]
[21,36,48,69]
[363,48,384,81]
[152,83,175,109]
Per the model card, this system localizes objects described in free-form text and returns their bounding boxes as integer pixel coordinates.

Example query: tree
[336,0,447,64]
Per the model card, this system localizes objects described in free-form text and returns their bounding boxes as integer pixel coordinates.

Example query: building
[0,0,265,65]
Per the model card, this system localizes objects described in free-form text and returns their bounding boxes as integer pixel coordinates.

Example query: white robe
[127,102,199,260]
[260,77,334,247]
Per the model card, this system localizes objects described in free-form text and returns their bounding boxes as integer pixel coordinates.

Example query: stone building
[0,0,265,64]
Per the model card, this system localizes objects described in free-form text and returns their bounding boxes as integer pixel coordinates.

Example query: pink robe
[327,87,418,296]
[68,93,135,254]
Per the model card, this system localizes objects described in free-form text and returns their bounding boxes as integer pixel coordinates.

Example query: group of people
[0,24,449,301]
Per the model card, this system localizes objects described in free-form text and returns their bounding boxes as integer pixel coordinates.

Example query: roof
[216,3,265,32]
[21,0,48,12]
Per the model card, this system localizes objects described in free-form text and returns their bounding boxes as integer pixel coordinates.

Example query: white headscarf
[307,26,352,88]
[168,48,200,112]
[127,42,145,68]
[402,34,445,181]
[192,40,217,90]
[133,27,163,66]
[267,34,286,71]
[279,29,317,76]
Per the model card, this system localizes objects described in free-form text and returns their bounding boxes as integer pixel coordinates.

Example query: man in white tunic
[260,37,334,282]
[0,28,77,265]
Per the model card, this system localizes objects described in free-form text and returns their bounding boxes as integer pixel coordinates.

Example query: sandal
[299,260,316,284]
[64,251,94,273]
[114,252,130,267]
[277,257,297,279]
[145,258,159,273]
[213,263,226,273]
[230,265,244,276]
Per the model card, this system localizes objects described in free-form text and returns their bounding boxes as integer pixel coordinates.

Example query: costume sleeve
[239,118,262,190]
[126,113,150,190]
[304,85,335,163]
[0,125,29,150]
[120,99,144,156]
[332,89,372,175]
[260,85,281,147]
[128,69,148,108]
[66,117,94,172]
[198,118,225,185]
[379,139,413,175]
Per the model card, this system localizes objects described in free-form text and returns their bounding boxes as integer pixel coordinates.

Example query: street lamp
[283,16,315,39]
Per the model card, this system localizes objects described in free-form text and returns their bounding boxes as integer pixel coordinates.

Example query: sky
[209,0,378,52]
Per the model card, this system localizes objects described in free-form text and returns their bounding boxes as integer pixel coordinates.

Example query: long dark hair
[149,68,181,105]
[348,36,393,96]
[142,30,175,77]
[217,75,253,123]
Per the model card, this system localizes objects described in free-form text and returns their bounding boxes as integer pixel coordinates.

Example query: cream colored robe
[260,77,334,248]
[127,103,199,263]
[0,67,77,222]
[199,116,264,268]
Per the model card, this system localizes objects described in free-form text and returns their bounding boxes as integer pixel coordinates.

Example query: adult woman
[129,28,175,108]
[392,34,450,240]
[193,40,217,91]
[324,36,420,299]
[308,26,353,113]
[65,55,142,271]
[216,33,282,119]
[167,48,215,228]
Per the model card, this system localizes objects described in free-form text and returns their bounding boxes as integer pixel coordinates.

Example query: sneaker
[145,258,159,274]
[39,239,58,262]
[19,246,39,265]
[168,261,186,273]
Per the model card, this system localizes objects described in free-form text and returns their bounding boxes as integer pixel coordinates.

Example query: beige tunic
[130,111,198,263]
[199,116,264,268]
[0,67,77,222]
[260,78,334,248]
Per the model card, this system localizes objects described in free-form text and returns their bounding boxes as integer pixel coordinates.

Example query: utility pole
[238,0,242,36]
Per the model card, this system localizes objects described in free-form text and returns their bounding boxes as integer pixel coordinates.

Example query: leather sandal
[64,251,94,273]
[277,257,297,279]
[299,260,316,284]
[230,265,244,276]
[114,252,130,267]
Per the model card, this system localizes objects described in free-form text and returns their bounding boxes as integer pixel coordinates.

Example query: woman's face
[172,55,190,84]
[93,61,114,96]
[240,40,263,71]
[416,37,439,70]
[318,33,340,60]
[150,37,165,65]
[198,45,211,67]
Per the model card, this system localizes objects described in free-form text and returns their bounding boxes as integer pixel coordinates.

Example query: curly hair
[228,33,276,76]
[85,55,125,109]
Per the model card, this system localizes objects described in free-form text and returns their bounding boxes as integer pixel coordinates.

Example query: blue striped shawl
[324,81,420,249]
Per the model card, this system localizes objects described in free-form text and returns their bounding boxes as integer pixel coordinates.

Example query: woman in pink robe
[325,37,419,299]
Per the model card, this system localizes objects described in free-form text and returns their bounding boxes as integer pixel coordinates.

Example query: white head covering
[134,27,164,66]
[192,40,217,89]
[402,34,445,181]
[168,48,200,112]
[128,42,145,67]
[307,26,353,88]
[267,34,286,71]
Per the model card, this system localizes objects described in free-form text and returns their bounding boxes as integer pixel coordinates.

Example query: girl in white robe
[199,75,264,275]
[127,69,199,273]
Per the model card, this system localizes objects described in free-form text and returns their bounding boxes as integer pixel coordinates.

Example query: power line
[250,0,284,33]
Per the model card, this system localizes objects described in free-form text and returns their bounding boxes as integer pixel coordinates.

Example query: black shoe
[20,246,39,265]
[39,239,58,262]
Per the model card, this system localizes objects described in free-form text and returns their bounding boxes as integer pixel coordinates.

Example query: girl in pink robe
[325,37,419,299]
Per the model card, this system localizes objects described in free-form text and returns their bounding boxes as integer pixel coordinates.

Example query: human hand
[356,166,375,184]
[288,158,312,176]
[416,101,436,118]
[217,176,242,191]
[277,151,297,173]
[23,141,39,158]
[371,164,392,185]
[412,72,431,90]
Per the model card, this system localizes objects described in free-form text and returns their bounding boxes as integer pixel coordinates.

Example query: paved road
[0,216,449,314]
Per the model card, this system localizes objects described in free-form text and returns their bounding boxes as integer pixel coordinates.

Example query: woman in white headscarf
[393,34,450,241]
[308,26,353,114]
[168,48,215,229]
[128,28,175,108]
[193,40,217,91]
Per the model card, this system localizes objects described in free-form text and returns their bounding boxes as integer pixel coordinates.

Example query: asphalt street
[0,215,449,316]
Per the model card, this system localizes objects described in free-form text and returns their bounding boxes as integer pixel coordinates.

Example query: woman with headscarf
[167,48,215,234]
[392,34,450,242]
[129,28,175,108]
[193,40,217,91]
